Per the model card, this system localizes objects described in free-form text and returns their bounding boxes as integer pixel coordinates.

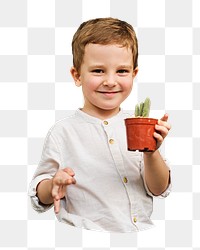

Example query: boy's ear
[70,67,81,87]
[133,67,139,78]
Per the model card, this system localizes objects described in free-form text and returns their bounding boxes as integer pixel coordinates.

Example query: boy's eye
[92,69,104,74]
[118,69,128,74]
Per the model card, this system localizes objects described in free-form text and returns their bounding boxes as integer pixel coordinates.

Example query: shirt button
[123,177,128,183]
[133,217,137,223]
[109,138,114,144]
[103,120,108,125]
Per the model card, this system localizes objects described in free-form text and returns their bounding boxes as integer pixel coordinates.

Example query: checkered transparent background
[0,0,200,249]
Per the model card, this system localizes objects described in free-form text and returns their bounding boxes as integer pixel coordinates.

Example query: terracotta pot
[125,117,158,152]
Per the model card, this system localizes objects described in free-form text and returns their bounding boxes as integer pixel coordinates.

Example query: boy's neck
[81,107,121,120]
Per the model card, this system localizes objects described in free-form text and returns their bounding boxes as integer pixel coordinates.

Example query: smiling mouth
[96,91,121,98]
[97,91,121,94]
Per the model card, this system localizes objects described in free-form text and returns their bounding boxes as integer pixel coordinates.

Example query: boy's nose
[103,75,117,87]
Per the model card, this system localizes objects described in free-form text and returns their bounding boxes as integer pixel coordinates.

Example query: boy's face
[71,43,138,119]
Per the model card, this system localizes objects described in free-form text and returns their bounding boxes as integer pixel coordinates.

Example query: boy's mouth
[97,90,121,94]
[96,90,122,98]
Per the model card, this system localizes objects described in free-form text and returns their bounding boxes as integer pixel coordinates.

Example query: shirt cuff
[28,174,54,213]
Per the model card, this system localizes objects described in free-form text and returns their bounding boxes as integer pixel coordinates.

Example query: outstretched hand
[154,113,171,150]
[51,167,76,214]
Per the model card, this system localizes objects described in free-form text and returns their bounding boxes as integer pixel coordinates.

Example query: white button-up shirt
[29,109,171,233]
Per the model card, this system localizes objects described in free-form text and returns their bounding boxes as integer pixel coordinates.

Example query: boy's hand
[154,113,171,150]
[51,167,76,214]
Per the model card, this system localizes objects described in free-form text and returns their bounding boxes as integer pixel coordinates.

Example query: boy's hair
[72,17,138,73]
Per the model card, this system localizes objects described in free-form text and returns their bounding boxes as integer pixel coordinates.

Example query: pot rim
[125,117,158,125]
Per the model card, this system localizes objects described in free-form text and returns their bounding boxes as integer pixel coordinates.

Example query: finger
[72,177,76,184]
[160,113,169,122]
[63,167,75,177]
[155,124,169,137]
[158,115,171,131]
[54,198,60,214]
[66,177,76,185]
[54,174,76,187]
[153,132,163,149]
[157,121,171,131]
[154,131,164,142]
[52,183,60,200]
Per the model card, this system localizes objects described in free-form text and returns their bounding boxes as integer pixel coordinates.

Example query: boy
[29,17,171,233]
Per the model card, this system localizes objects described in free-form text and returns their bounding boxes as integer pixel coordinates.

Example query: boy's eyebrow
[88,64,104,69]
[88,64,133,69]
[117,65,133,69]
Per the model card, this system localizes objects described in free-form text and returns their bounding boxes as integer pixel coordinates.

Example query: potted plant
[125,97,158,152]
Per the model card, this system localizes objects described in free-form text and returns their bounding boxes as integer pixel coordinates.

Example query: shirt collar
[75,108,126,125]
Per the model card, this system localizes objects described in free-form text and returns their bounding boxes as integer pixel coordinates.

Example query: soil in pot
[125,117,158,152]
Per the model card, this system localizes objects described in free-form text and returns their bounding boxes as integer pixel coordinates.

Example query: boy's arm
[37,179,54,205]
[143,150,170,196]
[143,114,171,196]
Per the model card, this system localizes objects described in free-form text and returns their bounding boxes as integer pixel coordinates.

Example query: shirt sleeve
[28,130,61,212]
[140,153,172,198]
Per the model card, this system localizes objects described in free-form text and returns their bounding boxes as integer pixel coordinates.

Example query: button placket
[102,117,140,229]
[105,124,129,186]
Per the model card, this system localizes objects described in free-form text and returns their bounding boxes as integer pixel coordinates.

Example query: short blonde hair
[72,17,138,73]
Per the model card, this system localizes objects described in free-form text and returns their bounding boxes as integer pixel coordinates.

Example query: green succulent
[134,97,151,117]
